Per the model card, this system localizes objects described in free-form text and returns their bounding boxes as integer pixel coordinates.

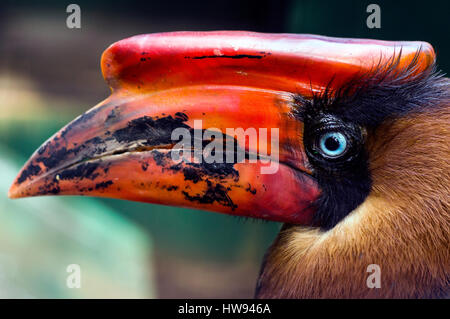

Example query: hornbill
[8,32,449,298]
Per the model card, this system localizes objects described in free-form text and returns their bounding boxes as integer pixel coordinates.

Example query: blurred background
[0,0,448,298]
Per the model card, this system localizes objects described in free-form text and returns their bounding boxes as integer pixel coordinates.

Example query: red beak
[8,31,434,225]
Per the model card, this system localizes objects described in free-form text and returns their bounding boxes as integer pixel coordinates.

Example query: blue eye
[319,132,347,157]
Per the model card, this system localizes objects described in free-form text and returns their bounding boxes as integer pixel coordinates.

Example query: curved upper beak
[8,31,434,224]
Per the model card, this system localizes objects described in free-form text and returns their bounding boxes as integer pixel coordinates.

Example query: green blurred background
[0,0,448,298]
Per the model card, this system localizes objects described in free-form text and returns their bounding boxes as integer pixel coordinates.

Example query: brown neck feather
[256,101,450,298]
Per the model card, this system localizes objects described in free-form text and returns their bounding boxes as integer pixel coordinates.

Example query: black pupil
[325,136,340,151]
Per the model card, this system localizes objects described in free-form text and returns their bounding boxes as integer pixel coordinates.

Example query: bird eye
[303,114,363,168]
[318,132,347,158]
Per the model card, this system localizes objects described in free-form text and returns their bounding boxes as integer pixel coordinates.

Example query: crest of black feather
[292,48,447,229]
[296,47,447,127]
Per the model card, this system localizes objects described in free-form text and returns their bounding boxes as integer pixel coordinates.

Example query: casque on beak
[8,31,433,225]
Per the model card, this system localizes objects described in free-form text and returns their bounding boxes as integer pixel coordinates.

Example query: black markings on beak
[182,180,237,210]
[184,52,271,60]
[148,150,240,211]
[95,180,114,190]
[57,162,101,181]
[17,163,41,184]
[16,109,260,212]
[16,112,191,185]
[112,112,190,145]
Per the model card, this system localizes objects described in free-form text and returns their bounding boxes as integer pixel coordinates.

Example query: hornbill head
[9,32,449,298]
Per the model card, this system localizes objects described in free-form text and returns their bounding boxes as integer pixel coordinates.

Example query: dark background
[0,0,448,298]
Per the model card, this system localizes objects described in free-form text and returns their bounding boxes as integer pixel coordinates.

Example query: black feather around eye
[303,115,371,229]
[303,114,364,171]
